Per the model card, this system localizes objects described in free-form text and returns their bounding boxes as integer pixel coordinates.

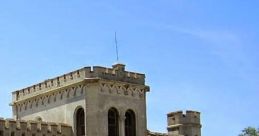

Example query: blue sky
[0,1,259,136]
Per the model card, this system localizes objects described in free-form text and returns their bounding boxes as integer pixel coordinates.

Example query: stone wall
[10,64,149,136]
[147,130,168,136]
[6,64,201,136]
[90,80,148,136]
[12,64,145,103]
[12,80,86,132]
[167,111,201,136]
[167,111,200,125]
[0,118,72,136]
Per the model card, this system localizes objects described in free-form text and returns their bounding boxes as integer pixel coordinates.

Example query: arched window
[108,108,119,136]
[125,110,136,136]
[76,108,85,136]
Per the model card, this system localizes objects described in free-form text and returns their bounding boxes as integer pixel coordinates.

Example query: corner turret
[167,110,201,136]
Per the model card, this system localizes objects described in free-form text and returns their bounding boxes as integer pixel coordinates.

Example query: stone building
[167,111,201,136]
[0,64,201,136]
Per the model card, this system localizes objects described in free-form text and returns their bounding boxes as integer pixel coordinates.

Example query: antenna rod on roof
[115,32,119,63]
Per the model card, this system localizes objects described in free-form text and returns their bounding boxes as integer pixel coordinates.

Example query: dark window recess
[125,110,136,136]
[11,132,15,136]
[76,108,85,136]
[108,108,119,136]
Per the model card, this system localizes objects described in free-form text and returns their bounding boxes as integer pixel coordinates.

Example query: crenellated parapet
[13,84,86,117]
[12,64,145,103]
[0,118,72,136]
[167,110,200,126]
[167,110,201,136]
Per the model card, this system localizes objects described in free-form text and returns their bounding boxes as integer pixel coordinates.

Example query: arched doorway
[108,108,119,136]
[125,110,136,136]
[76,108,85,136]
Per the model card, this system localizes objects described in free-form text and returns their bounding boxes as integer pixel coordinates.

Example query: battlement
[167,110,200,126]
[12,64,145,102]
[0,118,72,136]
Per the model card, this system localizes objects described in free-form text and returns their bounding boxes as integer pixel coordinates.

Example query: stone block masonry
[167,111,201,136]
[0,118,72,136]
[12,63,145,103]
[0,63,202,136]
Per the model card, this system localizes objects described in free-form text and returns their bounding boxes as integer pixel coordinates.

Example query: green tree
[239,127,259,136]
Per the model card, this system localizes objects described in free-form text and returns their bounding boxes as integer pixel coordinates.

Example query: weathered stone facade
[0,64,201,136]
[167,111,201,136]
[0,118,72,136]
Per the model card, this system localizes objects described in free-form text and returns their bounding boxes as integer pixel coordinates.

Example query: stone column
[120,115,126,136]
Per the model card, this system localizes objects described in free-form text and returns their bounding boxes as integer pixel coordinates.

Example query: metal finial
[115,32,119,62]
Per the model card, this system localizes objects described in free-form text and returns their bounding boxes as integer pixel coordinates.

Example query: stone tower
[167,111,201,136]
[11,64,149,136]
